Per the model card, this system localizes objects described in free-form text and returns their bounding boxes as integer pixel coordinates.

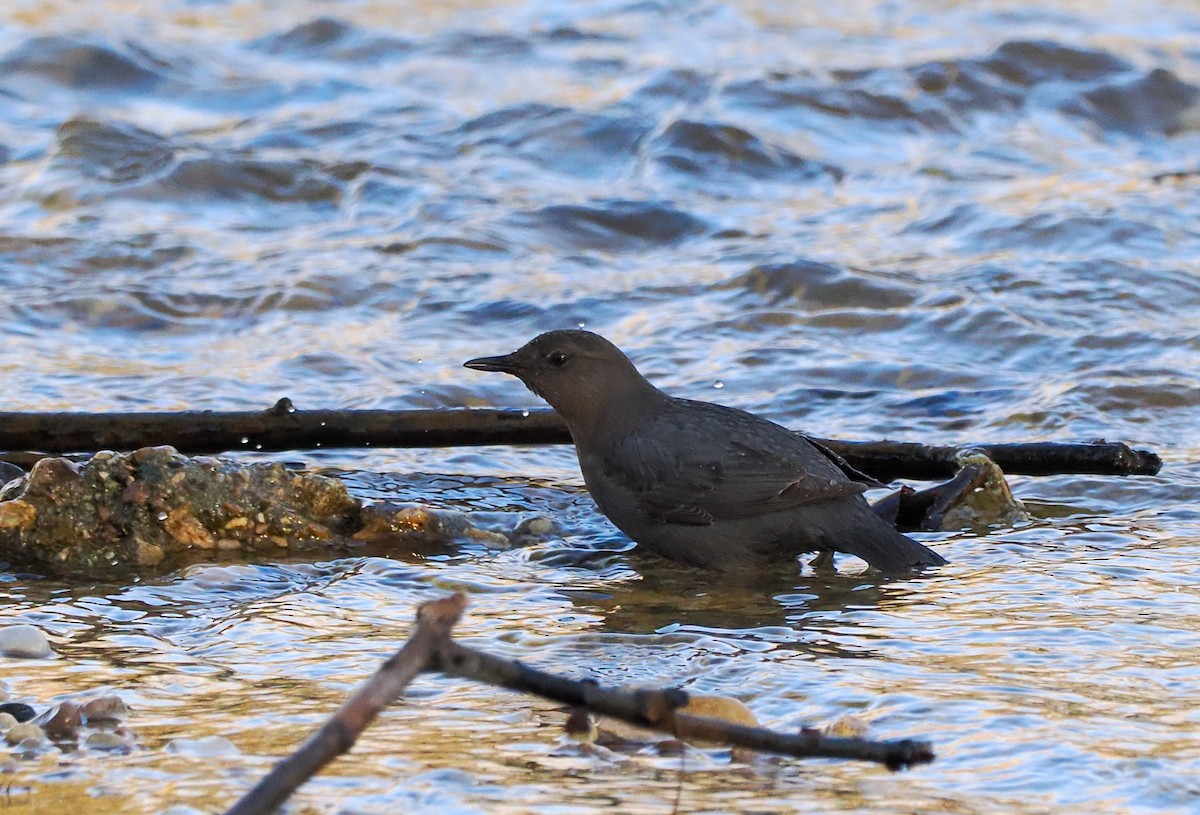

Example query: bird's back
[578,395,945,572]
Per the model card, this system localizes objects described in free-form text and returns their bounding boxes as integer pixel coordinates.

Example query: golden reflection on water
[3,514,1198,813]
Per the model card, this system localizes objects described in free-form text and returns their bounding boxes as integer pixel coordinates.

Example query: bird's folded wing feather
[607,431,868,526]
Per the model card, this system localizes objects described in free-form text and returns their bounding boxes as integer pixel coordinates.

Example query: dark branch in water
[0,400,1161,479]
[224,593,934,815]
[224,593,468,815]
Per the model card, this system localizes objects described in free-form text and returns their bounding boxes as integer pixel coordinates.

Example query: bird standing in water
[465,330,945,574]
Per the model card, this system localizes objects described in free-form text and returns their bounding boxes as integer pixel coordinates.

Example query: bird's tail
[835,513,947,574]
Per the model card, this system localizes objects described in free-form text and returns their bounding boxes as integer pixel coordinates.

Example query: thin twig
[224,594,467,815]
[224,593,935,815]
[432,639,934,769]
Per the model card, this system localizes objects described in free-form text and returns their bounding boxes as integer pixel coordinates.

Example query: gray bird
[465,330,946,574]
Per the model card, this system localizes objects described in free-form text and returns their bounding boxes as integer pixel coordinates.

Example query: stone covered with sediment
[0,446,363,576]
[0,446,550,578]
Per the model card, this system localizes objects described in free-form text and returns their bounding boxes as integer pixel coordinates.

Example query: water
[2,0,1199,812]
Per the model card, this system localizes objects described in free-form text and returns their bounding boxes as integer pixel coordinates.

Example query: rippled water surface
[2,0,1199,813]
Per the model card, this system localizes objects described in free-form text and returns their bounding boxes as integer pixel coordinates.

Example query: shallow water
[1,0,1199,812]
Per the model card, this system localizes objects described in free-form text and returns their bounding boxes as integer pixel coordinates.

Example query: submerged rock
[354,503,511,550]
[0,692,135,756]
[85,730,133,751]
[4,721,46,747]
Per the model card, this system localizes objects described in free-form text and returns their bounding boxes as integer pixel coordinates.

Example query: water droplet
[255,444,262,450]
[713,380,725,389]
[577,321,586,328]
[320,422,326,427]
[240,436,249,444]
[157,512,168,521]
[521,410,530,418]
[416,358,423,364]
[287,405,296,414]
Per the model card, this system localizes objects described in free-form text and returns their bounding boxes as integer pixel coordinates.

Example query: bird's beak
[464,352,521,374]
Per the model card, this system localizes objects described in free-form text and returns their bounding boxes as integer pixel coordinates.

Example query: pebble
[81,695,129,722]
[0,712,17,732]
[36,701,82,738]
[0,702,36,722]
[5,721,46,746]
[0,624,53,658]
[85,731,130,751]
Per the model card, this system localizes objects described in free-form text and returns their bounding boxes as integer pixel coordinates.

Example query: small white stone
[0,624,52,659]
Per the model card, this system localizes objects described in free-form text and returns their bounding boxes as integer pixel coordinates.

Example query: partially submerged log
[224,594,934,815]
[0,400,1162,481]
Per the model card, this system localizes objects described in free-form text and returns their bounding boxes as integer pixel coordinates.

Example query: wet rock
[0,461,24,487]
[81,695,129,723]
[0,446,360,578]
[587,693,758,749]
[355,504,511,550]
[938,453,1031,530]
[878,452,1030,532]
[510,515,557,545]
[0,703,36,723]
[0,713,16,733]
[0,625,53,659]
[4,721,46,746]
[821,715,869,738]
[85,730,132,751]
[35,701,82,739]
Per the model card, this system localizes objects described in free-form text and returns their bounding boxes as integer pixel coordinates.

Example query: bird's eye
[547,351,568,367]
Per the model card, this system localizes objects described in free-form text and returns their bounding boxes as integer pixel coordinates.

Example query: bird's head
[465,330,657,431]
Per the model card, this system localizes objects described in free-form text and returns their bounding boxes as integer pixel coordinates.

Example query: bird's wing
[606,428,869,526]
[800,435,887,488]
